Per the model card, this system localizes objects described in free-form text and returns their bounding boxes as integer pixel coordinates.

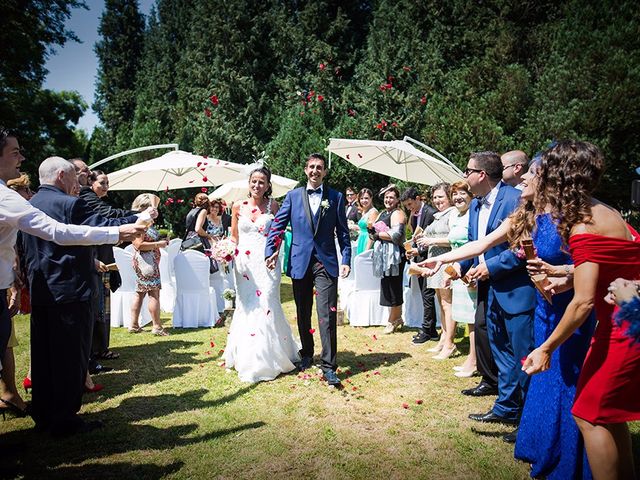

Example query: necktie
[307,188,321,195]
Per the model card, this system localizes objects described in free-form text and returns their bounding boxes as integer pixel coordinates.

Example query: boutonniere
[320,199,330,210]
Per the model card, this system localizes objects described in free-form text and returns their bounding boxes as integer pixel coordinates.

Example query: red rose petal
[352,386,357,391]
[245,250,251,255]
[250,333,255,336]
[309,328,316,334]
[242,273,249,280]
[372,335,377,340]
[201,187,207,193]
[256,290,262,296]
[197,162,202,167]
[210,341,215,347]
[373,371,380,375]
[416,399,423,405]
[402,403,409,409]
[330,306,337,312]
[521,356,527,366]
[202,177,208,182]
[189,180,195,183]
[218,349,224,355]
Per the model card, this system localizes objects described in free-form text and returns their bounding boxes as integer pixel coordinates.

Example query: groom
[265,153,351,387]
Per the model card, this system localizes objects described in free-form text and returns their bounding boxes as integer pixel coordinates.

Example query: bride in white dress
[223,166,300,382]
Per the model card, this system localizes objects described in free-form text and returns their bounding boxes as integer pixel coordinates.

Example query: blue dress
[514,214,595,479]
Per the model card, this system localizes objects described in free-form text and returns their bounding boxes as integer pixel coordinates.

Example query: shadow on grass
[93,339,202,397]
[337,350,411,372]
[1,420,265,479]
[89,386,257,423]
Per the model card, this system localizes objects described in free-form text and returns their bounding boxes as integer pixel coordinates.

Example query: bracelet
[563,264,572,277]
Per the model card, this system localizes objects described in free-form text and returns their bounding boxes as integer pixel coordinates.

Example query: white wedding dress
[223,208,300,382]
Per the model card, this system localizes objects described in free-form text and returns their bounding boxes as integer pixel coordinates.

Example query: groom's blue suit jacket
[265,186,351,279]
[459,182,535,315]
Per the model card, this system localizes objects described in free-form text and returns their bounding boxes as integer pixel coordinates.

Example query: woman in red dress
[523,141,640,480]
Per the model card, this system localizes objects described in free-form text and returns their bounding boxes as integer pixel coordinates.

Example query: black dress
[376,209,405,307]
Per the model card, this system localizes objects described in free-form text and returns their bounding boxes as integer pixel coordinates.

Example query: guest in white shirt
[0,128,143,404]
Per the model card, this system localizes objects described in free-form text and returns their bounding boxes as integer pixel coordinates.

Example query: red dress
[570,229,640,424]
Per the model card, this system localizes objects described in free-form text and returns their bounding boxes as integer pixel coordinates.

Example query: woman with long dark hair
[223,166,300,382]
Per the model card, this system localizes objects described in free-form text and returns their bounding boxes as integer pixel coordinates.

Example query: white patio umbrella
[325,136,463,185]
[106,150,247,191]
[208,174,298,204]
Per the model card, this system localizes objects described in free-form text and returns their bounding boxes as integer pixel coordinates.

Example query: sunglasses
[463,168,484,176]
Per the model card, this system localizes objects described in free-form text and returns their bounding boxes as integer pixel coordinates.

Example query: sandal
[151,328,169,336]
[97,350,120,360]
[128,326,143,334]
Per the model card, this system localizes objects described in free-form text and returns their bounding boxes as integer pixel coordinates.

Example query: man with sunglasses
[454,152,535,439]
[501,150,529,189]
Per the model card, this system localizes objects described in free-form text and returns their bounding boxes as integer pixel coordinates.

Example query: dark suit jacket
[23,185,138,306]
[345,202,361,222]
[221,212,231,236]
[413,203,437,262]
[459,183,535,315]
[265,186,351,279]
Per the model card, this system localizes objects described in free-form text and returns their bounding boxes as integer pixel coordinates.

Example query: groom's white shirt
[306,183,323,215]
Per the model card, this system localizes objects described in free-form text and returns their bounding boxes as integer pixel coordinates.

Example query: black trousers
[416,276,437,336]
[0,290,11,365]
[475,281,498,388]
[90,273,110,356]
[292,259,338,372]
[31,301,92,433]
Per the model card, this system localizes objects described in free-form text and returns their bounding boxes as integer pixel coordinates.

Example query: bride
[223,166,300,382]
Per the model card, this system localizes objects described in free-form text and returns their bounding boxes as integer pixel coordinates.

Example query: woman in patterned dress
[129,193,169,335]
[415,183,457,359]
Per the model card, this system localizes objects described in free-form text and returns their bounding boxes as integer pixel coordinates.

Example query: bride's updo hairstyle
[535,140,605,245]
[248,166,273,198]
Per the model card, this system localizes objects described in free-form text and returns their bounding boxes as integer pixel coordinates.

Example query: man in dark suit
[22,157,141,436]
[344,186,361,223]
[401,186,438,344]
[453,152,535,433]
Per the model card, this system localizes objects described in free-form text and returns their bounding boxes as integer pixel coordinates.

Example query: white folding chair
[173,250,217,328]
[346,250,389,326]
[159,249,176,313]
[110,247,151,328]
[209,268,225,314]
[402,263,424,328]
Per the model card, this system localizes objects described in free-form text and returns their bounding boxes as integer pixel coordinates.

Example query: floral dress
[425,206,456,289]
[132,226,161,292]
[447,210,477,323]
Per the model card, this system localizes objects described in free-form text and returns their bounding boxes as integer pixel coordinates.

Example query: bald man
[501,150,529,189]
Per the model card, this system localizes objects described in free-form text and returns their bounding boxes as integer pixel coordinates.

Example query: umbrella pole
[88,143,180,170]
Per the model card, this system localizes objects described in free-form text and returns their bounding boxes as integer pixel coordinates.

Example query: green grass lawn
[1,276,638,479]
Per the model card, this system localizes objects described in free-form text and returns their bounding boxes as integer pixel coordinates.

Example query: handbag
[181,208,219,274]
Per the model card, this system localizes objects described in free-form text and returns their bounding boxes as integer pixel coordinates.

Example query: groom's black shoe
[323,370,342,388]
[295,357,313,372]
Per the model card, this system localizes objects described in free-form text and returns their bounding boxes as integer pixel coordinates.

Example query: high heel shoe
[0,398,30,418]
[454,369,478,378]
[426,344,444,353]
[84,384,104,394]
[383,317,403,334]
[432,345,459,360]
[23,377,32,393]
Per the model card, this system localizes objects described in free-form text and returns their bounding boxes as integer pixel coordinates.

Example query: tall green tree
[0,0,88,179]
[93,0,145,149]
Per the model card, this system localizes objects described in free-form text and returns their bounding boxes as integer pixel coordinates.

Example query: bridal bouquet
[211,238,237,267]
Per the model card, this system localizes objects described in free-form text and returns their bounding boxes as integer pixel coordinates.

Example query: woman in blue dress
[416,160,595,479]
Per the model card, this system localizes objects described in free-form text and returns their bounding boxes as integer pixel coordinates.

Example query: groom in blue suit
[456,152,535,429]
[265,153,351,387]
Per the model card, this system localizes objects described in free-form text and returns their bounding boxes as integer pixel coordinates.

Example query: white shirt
[0,181,119,289]
[306,183,323,215]
[476,182,501,263]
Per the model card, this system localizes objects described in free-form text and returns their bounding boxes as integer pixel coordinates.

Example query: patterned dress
[447,210,477,323]
[425,207,456,289]
[132,226,162,292]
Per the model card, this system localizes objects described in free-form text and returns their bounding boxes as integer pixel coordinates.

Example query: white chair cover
[173,250,217,328]
[110,247,152,328]
[158,249,176,313]
[402,263,424,328]
[209,269,225,314]
[346,250,389,326]
[166,239,182,281]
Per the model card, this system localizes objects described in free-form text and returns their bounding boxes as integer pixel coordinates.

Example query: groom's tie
[307,187,321,195]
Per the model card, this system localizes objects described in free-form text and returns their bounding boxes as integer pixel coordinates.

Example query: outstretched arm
[335,192,352,275]
[265,191,291,268]
[417,217,512,271]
